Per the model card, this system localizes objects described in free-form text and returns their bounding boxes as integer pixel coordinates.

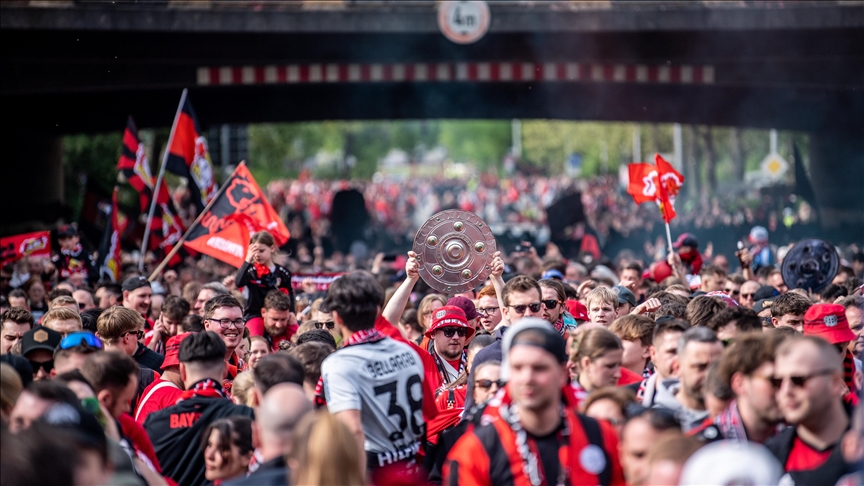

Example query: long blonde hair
[417,294,447,329]
[291,411,365,486]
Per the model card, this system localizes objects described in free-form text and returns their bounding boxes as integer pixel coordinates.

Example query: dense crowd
[264,173,816,261]
[1,209,863,486]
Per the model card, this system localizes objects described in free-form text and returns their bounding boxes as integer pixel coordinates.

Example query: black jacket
[144,391,254,486]
[134,342,165,374]
[764,425,853,486]
[235,261,294,319]
[225,456,289,486]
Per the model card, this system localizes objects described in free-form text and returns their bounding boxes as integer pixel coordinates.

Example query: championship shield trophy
[412,210,497,294]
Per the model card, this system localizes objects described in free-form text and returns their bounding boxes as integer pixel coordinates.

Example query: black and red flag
[98,187,123,282]
[165,90,218,212]
[183,164,289,268]
[116,116,185,259]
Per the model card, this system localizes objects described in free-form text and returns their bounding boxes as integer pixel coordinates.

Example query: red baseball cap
[566,300,589,322]
[803,304,854,344]
[161,332,192,369]
[424,305,474,339]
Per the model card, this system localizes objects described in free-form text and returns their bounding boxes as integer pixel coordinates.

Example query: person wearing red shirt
[201,294,248,396]
[444,319,624,486]
[423,306,475,390]
[249,291,298,351]
[135,332,190,424]
[765,335,855,484]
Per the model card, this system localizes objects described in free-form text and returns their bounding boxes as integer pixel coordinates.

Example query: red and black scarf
[176,378,229,404]
[482,385,602,486]
[843,349,857,394]
[61,243,84,256]
[313,328,387,408]
[427,338,467,386]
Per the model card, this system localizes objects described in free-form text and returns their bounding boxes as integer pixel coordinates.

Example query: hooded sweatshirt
[646,377,709,433]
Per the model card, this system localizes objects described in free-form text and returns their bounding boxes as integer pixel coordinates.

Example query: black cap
[121,275,151,293]
[0,353,34,388]
[501,318,569,381]
[57,224,78,238]
[753,299,774,314]
[40,402,106,450]
[673,233,699,249]
[20,326,62,358]
[753,285,780,301]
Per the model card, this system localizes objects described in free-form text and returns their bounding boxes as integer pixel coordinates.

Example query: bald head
[256,383,312,461]
[777,336,843,371]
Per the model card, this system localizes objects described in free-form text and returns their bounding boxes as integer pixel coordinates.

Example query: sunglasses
[121,330,145,340]
[314,321,335,330]
[542,300,560,310]
[741,293,756,299]
[724,289,740,296]
[78,302,87,310]
[28,359,54,374]
[509,302,542,314]
[770,369,836,389]
[60,332,103,350]
[441,328,469,338]
[474,379,505,390]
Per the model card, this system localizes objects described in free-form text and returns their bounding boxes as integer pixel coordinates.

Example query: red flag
[626,154,685,223]
[100,187,122,282]
[182,165,290,268]
[655,154,684,222]
[116,116,186,256]
[0,231,51,265]
[626,163,660,204]
[165,92,217,211]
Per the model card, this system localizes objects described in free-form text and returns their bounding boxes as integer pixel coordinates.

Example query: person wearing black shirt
[145,332,254,486]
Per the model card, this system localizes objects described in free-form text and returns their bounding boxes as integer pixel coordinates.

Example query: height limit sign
[438,1,491,45]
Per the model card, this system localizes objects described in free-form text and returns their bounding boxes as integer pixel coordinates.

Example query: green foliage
[437,120,511,171]
[522,121,633,175]
[62,132,122,219]
[64,120,809,212]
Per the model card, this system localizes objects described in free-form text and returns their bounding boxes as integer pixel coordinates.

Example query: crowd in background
[263,173,818,263]
[1,179,863,485]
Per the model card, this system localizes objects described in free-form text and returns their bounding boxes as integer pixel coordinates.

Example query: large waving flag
[99,187,123,282]
[116,116,185,256]
[182,164,289,268]
[627,154,685,222]
[165,90,217,212]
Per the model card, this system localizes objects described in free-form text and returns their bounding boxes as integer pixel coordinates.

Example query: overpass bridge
[1,0,863,228]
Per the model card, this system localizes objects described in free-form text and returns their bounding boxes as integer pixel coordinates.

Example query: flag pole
[140,88,188,272]
[665,221,674,255]
[147,161,244,282]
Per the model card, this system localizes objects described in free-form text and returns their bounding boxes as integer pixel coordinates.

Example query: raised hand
[406,251,420,281]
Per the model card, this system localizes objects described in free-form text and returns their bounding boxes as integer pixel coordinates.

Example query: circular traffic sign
[438,1,491,45]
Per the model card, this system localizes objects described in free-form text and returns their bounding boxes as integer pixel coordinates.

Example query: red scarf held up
[176,378,229,404]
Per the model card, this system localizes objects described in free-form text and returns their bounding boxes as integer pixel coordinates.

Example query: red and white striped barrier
[196,62,714,86]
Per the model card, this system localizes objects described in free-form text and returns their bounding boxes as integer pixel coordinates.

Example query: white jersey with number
[322,338,425,455]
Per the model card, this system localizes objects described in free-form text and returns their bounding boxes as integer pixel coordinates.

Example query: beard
[437,342,465,360]
[265,323,287,337]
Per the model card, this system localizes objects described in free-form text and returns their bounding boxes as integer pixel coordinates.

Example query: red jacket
[444,385,625,486]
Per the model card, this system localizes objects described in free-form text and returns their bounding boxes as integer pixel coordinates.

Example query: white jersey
[321,337,425,456]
